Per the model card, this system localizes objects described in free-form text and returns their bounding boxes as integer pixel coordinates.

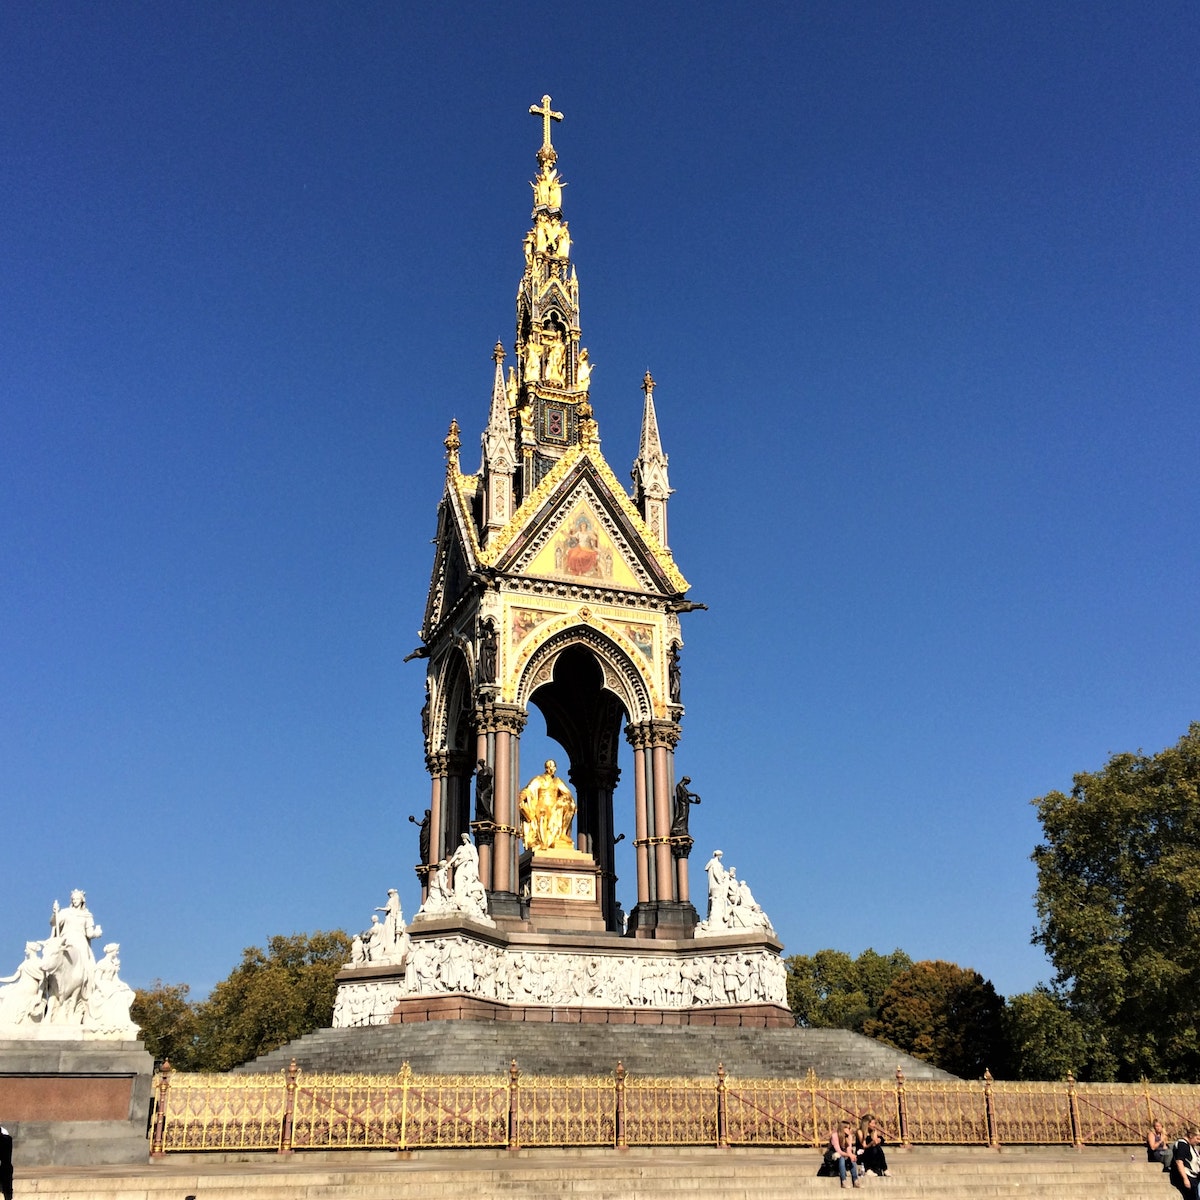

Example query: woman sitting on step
[828,1120,861,1189]
[858,1113,891,1177]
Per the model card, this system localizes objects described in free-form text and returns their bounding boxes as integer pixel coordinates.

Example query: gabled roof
[478,444,688,596]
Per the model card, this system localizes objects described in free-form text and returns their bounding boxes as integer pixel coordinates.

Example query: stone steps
[16,1147,1167,1200]
[242,1022,955,1080]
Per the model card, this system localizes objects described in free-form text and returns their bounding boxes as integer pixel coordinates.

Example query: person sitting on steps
[828,1120,861,1189]
[1148,1119,1171,1169]
[858,1112,890,1177]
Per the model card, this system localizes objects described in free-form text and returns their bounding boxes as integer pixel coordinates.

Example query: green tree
[786,948,912,1031]
[131,980,199,1069]
[1003,987,1087,1081]
[1031,723,1200,1081]
[864,959,1007,1078]
[191,930,351,1071]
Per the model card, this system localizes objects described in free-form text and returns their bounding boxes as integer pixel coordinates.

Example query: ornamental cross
[529,94,563,150]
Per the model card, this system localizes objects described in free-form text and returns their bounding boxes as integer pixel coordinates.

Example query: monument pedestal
[519,847,605,933]
[0,1038,153,1166]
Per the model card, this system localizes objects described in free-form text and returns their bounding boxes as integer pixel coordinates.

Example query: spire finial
[529,94,563,166]
[642,370,655,397]
[444,418,461,458]
[493,340,506,364]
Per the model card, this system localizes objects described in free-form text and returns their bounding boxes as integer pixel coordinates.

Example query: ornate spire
[481,341,518,537]
[444,418,461,475]
[511,95,594,496]
[632,371,672,546]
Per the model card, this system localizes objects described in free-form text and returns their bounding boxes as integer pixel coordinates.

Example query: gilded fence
[623,1073,718,1146]
[515,1073,616,1147]
[149,1061,1200,1155]
[290,1065,509,1150]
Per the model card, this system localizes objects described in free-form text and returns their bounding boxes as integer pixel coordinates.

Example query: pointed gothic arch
[515,623,654,723]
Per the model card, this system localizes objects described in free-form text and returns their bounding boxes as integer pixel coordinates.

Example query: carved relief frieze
[333,935,788,1024]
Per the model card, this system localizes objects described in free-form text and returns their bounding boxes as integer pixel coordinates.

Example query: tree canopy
[132,929,350,1072]
[1032,722,1200,1081]
[131,980,200,1069]
[786,947,913,1032]
[864,959,1007,1078]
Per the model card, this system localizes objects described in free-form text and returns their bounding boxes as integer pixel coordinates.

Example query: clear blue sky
[2,3,1196,1003]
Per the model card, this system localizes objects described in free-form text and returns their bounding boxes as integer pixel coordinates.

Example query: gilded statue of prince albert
[519,759,576,852]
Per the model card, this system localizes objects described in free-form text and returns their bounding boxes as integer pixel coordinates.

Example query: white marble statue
[413,839,495,926]
[349,889,411,968]
[448,834,488,919]
[694,852,777,938]
[0,942,47,1025]
[87,944,138,1035]
[0,891,139,1038]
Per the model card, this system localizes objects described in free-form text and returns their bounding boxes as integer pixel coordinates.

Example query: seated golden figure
[519,759,576,852]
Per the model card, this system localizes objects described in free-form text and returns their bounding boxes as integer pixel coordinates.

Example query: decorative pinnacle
[529,94,563,166]
[444,418,461,457]
[642,370,656,397]
[493,340,506,364]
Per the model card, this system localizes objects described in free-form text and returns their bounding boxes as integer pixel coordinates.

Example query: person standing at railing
[827,1120,861,1189]
[1170,1128,1200,1199]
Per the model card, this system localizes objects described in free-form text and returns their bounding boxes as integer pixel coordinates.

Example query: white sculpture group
[414,834,492,924]
[336,845,785,1028]
[694,850,776,937]
[0,890,138,1038]
[349,888,412,967]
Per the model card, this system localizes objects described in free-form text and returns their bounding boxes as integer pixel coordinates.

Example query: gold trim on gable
[478,447,688,594]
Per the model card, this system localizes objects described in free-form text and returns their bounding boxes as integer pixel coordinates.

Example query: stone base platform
[333,918,789,1030]
[0,1039,153,1166]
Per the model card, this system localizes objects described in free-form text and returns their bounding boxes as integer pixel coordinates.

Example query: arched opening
[527,644,627,929]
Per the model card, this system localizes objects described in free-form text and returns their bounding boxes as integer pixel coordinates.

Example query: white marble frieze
[333,936,787,1027]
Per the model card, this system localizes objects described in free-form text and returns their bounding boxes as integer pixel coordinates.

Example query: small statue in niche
[670,776,701,838]
[478,618,498,683]
[523,338,541,382]
[668,644,682,704]
[475,759,494,824]
[576,347,592,390]
[543,332,566,385]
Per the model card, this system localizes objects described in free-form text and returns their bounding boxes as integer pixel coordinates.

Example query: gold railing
[623,1072,717,1146]
[148,1061,1200,1155]
[514,1070,616,1147]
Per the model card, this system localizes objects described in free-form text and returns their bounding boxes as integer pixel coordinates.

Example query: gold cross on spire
[529,94,563,161]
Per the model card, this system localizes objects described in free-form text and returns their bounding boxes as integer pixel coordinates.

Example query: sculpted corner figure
[519,759,576,852]
[409,809,432,864]
[671,776,701,838]
[474,759,494,823]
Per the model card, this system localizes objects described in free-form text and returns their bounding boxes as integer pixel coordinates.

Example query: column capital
[425,750,450,775]
[476,701,528,736]
[624,719,681,751]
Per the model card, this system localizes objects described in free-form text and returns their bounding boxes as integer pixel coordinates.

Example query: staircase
[17,1145,1168,1200]
[241,1023,956,1080]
